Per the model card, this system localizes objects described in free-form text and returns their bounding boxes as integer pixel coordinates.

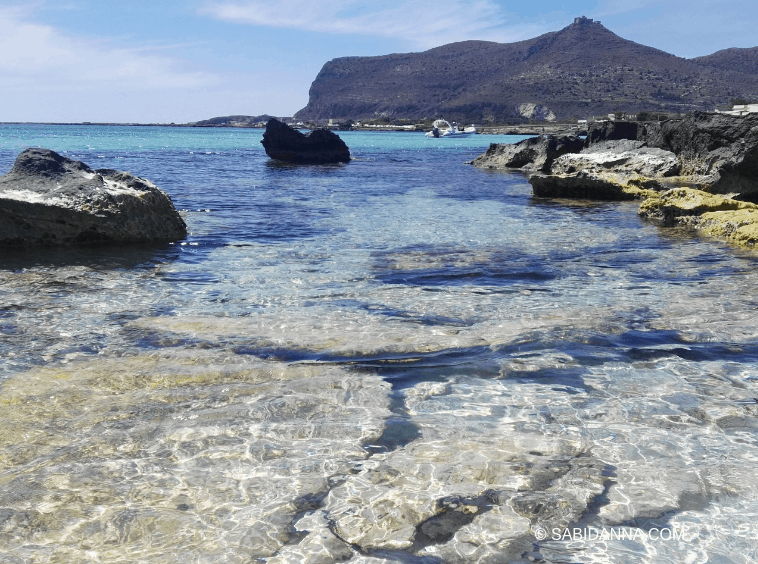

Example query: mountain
[191,114,278,127]
[294,17,758,123]
[692,47,758,76]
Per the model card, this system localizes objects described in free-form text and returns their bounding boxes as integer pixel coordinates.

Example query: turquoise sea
[1,124,758,563]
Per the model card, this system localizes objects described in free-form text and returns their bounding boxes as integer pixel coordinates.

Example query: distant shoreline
[0,121,583,135]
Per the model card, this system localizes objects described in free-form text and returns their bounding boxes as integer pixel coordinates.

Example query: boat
[425,119,477,138]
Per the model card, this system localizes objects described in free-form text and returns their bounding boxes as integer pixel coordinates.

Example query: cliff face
[295,19,758,123]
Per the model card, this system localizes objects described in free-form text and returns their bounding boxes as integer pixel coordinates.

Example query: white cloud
[201,0,548,48]
[0,5,214,91]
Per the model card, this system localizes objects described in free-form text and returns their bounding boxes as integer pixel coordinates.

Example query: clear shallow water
[1,125,758,563]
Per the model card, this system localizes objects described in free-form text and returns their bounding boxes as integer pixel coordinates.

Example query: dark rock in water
[529,171,639,201]
[260,118,350,164]
[471,135,584,172]
[0,148,187,247]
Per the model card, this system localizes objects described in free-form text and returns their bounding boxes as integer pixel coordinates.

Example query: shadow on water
[0,242,181,271]
[372,244,559,288]
[263,159,349,174]
[377,267,556,287]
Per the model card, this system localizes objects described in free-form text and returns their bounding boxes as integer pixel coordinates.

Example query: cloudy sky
[1,0,756,123]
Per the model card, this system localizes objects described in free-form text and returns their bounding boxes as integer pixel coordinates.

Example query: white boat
[425,119,477,138]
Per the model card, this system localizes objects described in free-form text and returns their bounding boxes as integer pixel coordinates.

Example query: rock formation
[471,135,584,172]
[472,111,758,247]
[548,112,758,202]
[527,140,681,199]
[639,188,758,248]
[260,118,350,164]
[0,148,187,247]
[475,112,758,205]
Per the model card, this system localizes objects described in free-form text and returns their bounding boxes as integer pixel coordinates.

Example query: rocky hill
[692,47,758,76]
[191,115,279,127]
[294,17,758,123]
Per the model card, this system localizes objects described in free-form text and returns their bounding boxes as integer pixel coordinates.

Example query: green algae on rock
[639,187,758,248]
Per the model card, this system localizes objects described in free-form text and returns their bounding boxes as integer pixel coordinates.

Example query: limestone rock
[0,148,187,247]
[261,118,350,164]
[551,142,681,178]
[586,112,758,200]
[471,135,584,172]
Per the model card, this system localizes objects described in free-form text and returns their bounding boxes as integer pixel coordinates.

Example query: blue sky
[1,0,756,123]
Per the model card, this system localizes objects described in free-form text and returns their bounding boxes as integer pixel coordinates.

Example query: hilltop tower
[574,16,601,25]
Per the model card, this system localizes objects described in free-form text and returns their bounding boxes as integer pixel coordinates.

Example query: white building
[716,103,758,116]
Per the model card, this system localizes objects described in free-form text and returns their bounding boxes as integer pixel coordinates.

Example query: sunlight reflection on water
[1,125,758,562]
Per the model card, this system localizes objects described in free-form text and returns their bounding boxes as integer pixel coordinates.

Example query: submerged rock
[471,134,584,172]
[0,148,187,247]
[0,351,391,562]
[261,118,350,164]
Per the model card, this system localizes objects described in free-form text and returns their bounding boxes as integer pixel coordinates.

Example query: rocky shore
[473,112,758,249]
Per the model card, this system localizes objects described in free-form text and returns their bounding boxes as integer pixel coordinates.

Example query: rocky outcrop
[639,188,758,248]
[552,140,680,177]
[529,171,643,200]
[471,135,584,172]
[0,148,187,247]
[582,112,758,201]
[260,118,350,164]
[584,121,657,146]
[655,112,758,199]
[524,140,676,200]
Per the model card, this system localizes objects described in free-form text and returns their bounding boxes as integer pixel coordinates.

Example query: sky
[1,0,757,123]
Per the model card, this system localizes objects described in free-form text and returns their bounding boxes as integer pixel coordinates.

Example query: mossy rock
[699,208,758,247]
[638,187,758,248]
[638,187,757,221]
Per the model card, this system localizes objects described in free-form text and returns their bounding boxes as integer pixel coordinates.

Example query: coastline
[0,121,583,135]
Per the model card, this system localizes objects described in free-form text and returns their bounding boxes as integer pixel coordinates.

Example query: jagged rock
[261,118,350,164]
[585,112,758,200]
[585,121,655,146]
[471,135,584,172]
[655,112,758,199]
[0,148,187,247]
